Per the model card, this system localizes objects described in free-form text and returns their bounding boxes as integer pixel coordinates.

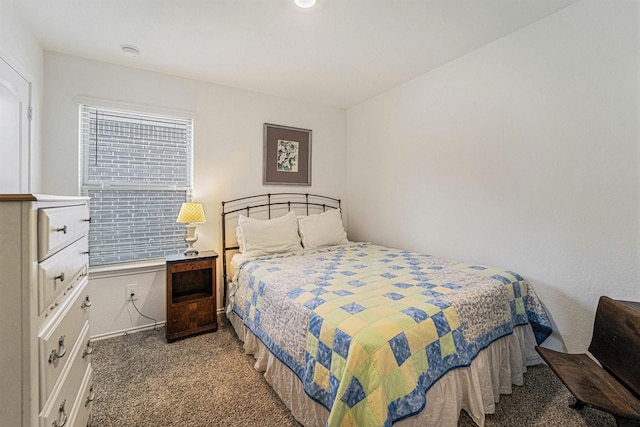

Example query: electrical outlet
[126,285,139,301]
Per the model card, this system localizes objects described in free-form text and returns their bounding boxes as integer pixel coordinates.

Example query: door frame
[0,45,32,193]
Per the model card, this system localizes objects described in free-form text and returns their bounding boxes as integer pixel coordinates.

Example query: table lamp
[176,202,206,255]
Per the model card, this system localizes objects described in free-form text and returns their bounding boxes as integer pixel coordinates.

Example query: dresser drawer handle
[53,399,68,427]
[48,335,67,363]
[56,225,68,234]
[82,340,94,358]
[54,272,65,282]
[81,295,92,309]
[85,384,95,407]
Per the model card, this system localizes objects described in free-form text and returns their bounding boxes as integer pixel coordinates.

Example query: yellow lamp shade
[176,202,206,224]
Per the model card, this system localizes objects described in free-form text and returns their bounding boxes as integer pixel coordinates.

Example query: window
[80,105,194,266]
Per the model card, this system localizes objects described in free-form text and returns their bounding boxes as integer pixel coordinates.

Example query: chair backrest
[588,296,640,397]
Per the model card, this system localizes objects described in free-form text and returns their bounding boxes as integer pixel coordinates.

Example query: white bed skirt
[227,311,543,427]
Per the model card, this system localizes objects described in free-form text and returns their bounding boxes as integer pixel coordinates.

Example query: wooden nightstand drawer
[168,297,216,337]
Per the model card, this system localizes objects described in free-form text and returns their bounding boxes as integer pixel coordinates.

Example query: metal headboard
[221,192,341,305]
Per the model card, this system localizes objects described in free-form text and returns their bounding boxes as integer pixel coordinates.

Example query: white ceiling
[4,0,578,108]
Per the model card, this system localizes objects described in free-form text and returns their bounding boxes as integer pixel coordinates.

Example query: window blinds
[80,105,194,266]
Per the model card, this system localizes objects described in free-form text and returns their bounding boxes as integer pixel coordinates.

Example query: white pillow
[235,226,246,253]
[237,210,302,257]
[298,208,349,249]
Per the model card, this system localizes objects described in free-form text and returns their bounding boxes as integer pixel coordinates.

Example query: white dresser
[0,194,94,427]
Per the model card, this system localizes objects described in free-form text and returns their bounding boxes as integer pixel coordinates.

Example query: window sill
[89,259,165,279]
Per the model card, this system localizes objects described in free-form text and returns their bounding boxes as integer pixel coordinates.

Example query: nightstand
[165,250,218,342]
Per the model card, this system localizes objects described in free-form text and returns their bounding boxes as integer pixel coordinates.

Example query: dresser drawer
[69,366,94,427]
[39,281,91,405]
[38,204,90,262]
[40,320,92,427]
[39,236,89,315]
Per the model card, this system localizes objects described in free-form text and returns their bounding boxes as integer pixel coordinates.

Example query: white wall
[0,2,44,192]
[346,0,639,353]
[42,52,347,337]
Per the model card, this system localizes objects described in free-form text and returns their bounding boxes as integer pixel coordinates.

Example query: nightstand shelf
[165,250,218,342]
[173,292,212,304]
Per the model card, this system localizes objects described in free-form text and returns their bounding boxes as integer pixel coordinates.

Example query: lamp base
[184,224,199,256]
[184,246,199,256]
[184,238,198,255]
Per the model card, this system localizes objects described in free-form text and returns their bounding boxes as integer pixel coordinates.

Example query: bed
[221,193,552,427]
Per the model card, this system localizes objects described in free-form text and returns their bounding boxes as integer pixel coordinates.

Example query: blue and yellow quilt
[231,243,551,426]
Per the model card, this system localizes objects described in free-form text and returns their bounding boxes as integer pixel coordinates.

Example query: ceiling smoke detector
[121,45,141,58]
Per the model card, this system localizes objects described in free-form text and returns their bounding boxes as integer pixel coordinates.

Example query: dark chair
[536,296,640,426]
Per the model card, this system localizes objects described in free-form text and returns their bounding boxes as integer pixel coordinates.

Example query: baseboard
[90,308,225,341]
[90,321,167,341]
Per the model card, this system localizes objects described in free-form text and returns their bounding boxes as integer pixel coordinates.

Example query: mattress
[227,243,550,426]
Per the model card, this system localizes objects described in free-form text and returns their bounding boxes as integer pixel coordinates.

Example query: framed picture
[263,123,312,186]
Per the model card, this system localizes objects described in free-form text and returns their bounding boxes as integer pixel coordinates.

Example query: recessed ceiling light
[294,0,316,8]
[121,45,141,58]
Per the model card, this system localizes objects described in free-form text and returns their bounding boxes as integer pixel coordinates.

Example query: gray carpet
[92,317,617,426]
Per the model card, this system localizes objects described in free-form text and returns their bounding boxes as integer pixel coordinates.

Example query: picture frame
[263,123,312,186]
